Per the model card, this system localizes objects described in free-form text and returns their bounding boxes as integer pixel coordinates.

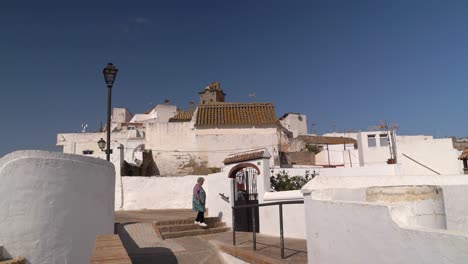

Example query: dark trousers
[196,211,205,223]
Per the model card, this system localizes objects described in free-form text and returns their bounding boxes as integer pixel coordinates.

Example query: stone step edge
[158,222,226,233]
[208,240,281,264]
[156,217,221,226]
[161,227,231,239]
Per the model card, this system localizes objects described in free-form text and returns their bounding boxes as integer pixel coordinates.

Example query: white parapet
[301,175,468,264]
[367,185,447,229]
[0,150,115,264]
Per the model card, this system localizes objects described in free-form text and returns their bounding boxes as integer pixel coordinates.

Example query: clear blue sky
[1,0,468,156]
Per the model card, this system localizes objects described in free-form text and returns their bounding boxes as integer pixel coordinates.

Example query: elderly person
[193,177,207,227]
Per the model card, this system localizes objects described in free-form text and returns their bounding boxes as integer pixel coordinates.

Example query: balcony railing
[232,200,304,259]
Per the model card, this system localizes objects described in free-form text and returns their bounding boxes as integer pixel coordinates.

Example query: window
[82,150,94,155]
[367,135,376,147]
[380,134,389,147]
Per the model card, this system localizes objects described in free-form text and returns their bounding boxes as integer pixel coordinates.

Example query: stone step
[161,226,231,239]
[158,222,226,233]
[156,217,221,227]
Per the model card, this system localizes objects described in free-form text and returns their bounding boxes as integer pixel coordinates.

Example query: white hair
[197,177,205,183]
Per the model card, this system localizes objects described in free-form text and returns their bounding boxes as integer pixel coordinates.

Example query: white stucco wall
[205,172,233,225]
[117,172,231,219]
[314,144,358,167]
[398,137,462,175]
[145,122,278,175]
[279,113,307,138]
[304,174,468,232]
[303,198,468,264]
[112,108,133,123]
[357,132,462,175]
[302,175,468,263]
[121,175,200,210]
[0,151,115,264]
[260,191,306,239]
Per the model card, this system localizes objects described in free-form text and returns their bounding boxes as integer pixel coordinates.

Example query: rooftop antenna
[81,123,88,133]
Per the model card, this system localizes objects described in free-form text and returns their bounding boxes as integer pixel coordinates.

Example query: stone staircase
[156,217,230,239]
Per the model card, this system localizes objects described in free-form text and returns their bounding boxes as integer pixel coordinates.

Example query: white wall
[121,175,200,210]
[303,198,468,264]
[260,191,306,239]
[314,144,358,167]
[357,131,462,175]
[145,122,278,175]
[279,113,307,137]
[205,173,233,225]
[302,175,468,264]
[303,174,468,232]
[116,173,232,224]
[112,108,133,123]
[0,151,115,264]
[398,137,462,175]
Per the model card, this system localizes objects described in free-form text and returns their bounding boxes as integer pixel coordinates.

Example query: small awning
[224,149,270,165]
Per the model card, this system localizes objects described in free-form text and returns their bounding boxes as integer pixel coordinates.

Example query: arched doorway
[229,163,260,232]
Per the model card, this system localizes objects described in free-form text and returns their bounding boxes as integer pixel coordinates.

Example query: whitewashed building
[57,82,283,176]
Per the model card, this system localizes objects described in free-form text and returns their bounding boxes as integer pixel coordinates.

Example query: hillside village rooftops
[195,102,276,127]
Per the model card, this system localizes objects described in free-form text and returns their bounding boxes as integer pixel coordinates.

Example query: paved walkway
[203,232,307,264]
[114,209,308,264]
[115,209,223,264]
[115,209,196,223]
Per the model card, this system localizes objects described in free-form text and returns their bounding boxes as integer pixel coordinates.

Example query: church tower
[198,81,226,104]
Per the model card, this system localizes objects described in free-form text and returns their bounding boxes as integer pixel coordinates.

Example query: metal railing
[231,200,304,259]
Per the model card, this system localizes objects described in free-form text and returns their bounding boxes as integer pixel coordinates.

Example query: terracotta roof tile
[298,135,357,146]
[196,103,276,127]
[169,110,194,122]
[224,150,266,165]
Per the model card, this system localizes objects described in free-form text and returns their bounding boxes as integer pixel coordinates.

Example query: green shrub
[306,144,321,154]
[270,170,317,191]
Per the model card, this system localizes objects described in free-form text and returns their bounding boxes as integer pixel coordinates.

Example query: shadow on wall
[181,157,221,175]
[122,150,160,176]
[116,223,178,263]
[0,247,30,264]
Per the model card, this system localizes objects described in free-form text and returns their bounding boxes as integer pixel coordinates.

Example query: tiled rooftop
[224,150,266,164]
[196,103,276,127]
[169,110,194,122]
[298,135,357,146]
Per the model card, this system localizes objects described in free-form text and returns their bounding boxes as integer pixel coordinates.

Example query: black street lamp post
[102,63,118,161]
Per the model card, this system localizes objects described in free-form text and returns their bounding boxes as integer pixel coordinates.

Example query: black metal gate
[233,167,259,232]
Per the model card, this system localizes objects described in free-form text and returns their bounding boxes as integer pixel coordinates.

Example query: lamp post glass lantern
[102,63,118,161]
[103,63,118,87]
[97,138,106,151]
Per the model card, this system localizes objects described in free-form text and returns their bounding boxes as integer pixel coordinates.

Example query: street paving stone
[114,209,308,264]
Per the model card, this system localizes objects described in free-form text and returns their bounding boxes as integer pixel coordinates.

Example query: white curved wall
[302,175,468,263]
[122,175,200,210]
[0,151,115,264]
